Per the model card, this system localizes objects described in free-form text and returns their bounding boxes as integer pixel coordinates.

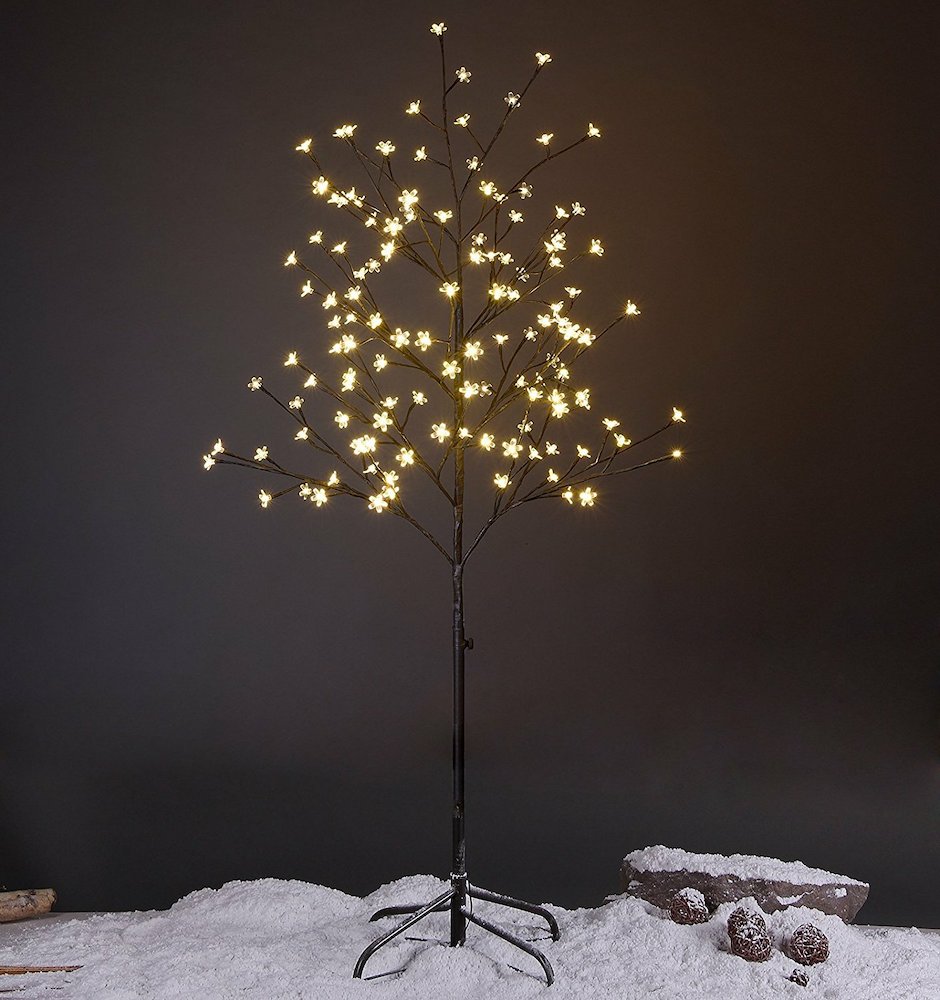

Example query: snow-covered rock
[621,846,869,921]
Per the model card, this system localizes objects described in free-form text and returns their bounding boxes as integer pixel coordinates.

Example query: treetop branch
[204,23,684,567]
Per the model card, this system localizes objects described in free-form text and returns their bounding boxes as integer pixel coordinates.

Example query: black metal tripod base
[353,875,559,985]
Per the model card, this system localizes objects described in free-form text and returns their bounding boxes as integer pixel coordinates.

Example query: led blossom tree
[203,22,685,985]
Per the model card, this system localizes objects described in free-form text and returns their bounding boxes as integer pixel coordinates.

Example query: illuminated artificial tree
[203,22,685,986]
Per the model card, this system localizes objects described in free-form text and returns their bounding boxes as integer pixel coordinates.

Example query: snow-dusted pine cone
[787,923,829,965]
[788,968,810,986]
[729,923,773,962]
[727,905,766,937]
[669,887,710,925]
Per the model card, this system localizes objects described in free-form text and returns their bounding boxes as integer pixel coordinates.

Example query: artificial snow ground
[1,876,937,999]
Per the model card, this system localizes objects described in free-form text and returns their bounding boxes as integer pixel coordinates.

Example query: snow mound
[0,876,935,999]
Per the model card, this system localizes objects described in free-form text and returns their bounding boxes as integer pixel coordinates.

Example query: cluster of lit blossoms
[203,22,685,565]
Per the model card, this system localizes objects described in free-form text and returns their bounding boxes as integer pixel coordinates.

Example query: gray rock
[620,846,868,922]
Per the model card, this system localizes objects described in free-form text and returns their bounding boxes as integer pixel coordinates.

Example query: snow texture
[625,846,868,886]
[0,875,936,999]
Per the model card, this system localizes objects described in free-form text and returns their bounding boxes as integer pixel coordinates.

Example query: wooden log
[0,966,82,975]
[0,890,57,924]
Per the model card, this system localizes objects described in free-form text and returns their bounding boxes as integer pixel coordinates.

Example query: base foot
[354,875,558,986]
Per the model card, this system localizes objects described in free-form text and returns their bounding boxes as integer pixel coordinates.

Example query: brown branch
[0,965,82,975]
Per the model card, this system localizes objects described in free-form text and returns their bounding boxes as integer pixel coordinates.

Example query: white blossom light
[578,487,597,507]
[351,435,377,455]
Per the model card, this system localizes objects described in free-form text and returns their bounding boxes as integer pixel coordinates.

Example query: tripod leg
[353,887,456,980]
[460,906,554,986]
[468,885,561,941]
[369,900,451,922]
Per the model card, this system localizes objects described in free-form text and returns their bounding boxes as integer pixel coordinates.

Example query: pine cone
[669,887,709,925]
[788,968,810,986]
[727,905,766,938]
[729,923,773,962]
[787,923,829,966]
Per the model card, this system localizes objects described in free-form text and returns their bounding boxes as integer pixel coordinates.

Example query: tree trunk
[450,559,467,946]
[0,889,55,924]
[0,889,57,924]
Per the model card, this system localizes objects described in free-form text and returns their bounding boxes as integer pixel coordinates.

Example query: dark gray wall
[2,0,938,927]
